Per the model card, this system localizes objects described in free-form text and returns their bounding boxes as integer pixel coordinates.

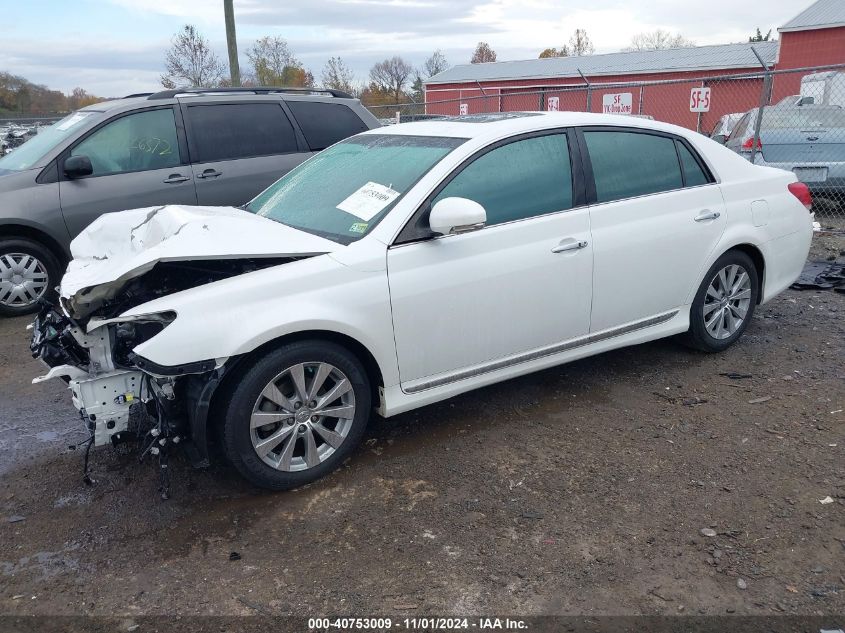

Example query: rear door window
[185,103,298,163]
[71,108,181,176]
[286,101,370,151]
[583,130,682,203]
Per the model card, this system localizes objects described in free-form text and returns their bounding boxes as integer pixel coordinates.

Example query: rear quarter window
[286,101,370,151]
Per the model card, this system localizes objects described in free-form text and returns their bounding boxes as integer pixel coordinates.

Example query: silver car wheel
[0,252,49,308]
[249,362,356,472]
[702,264,752,340]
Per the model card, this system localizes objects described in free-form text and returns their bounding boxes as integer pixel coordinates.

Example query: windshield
[0,111,98,171]
[246,134,465,243]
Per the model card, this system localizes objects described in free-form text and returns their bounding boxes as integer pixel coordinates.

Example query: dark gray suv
[0,87,380,316]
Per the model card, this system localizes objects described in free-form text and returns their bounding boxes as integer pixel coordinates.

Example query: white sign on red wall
[459,103,468,115]
[690,87,711,112]
[602,92,633,115]
[547,96,560,111]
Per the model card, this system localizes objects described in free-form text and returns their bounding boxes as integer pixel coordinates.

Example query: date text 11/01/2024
[307,617,529,630]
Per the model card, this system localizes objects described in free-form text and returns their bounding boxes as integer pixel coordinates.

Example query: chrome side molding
[404,310,680,394]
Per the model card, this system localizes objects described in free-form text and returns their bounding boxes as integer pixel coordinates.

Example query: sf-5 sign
[690,87,711,112]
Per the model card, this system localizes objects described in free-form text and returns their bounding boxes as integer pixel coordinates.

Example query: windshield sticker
[348,222,369,234]
[55,112,93,131]
[336,181,400,221]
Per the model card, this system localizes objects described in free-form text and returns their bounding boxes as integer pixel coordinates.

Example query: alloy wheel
[249,362,356,472]
[0,253,49,308]
[702,264,752,340]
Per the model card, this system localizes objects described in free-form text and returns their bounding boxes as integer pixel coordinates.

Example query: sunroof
[455,112,545,123]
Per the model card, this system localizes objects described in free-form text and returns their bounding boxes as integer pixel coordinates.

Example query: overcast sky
[2,0,809,97]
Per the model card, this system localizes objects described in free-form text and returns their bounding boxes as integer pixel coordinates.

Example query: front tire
[0,238,61,318]
[221,341,371,490]
[686,250,759,352]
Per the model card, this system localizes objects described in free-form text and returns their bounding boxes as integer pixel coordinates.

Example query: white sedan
[32,112,814,491]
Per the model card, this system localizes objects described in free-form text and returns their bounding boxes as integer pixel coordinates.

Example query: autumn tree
[749,28,772,42]
[539,46,570,58]
[471,42,497,64]
[369,56,413,104]
[248,36,313,87]
[624,29,695,51]
[161,25,225,88]
[568,29,594,56]
[67,87,99,109]
[321,57,355,94]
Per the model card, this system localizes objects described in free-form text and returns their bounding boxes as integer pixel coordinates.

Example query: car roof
[359,111,696,141]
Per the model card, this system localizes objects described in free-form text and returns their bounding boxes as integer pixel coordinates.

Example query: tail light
[741,137,762,152]
[788,182,812,211]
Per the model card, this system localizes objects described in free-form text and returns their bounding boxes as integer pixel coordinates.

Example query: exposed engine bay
[30,256,298,498]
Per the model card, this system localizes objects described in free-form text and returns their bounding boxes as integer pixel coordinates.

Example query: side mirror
[712,134,727,145]
[63,155,93,179]
[429,197,486,236]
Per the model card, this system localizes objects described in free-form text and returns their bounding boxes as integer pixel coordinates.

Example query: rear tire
[685,250,759,353]
[221,340,371,490]
[0,238,61,318]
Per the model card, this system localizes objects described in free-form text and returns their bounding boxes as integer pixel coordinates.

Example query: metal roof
[425,42,779,86]
[780,0,845,32]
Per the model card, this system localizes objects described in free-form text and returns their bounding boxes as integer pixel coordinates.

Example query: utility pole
[224,0,241,87]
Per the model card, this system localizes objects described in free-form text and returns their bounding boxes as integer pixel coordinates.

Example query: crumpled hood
[61,204,339,308]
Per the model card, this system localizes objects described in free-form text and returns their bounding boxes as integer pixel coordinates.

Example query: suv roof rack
[146,87,355,100]
[123,92,155,98]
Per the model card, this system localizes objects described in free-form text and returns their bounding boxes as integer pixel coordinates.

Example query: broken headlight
[106,311,177,369]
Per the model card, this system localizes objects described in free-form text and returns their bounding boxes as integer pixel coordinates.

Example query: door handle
[551,239,589,253]
[196,169,222,179]
[694,210,721,222]
[163,174,189,184]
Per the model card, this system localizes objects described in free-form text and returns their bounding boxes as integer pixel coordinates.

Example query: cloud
[6,0,807,96]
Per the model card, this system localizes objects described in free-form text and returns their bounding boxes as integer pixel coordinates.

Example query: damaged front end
[30,257,296,497]
[29,204,338,496]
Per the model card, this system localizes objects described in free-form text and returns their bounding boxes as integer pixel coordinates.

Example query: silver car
[0,88,380,317]
[725,105,845,202]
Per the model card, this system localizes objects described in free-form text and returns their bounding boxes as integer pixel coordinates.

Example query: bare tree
[322,56,355,94]
[369,56,413,104]
[624,29,695,51]
[539,46,569,58]
[248,36,312,87]
[471,42,497,64]
[568,29,594,56]
[423,50,449,77]
[161,25,225,88]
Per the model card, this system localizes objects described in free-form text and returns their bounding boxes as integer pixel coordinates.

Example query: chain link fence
[369,62,845,225]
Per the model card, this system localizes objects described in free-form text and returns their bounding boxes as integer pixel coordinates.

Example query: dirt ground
[1,241,843,618]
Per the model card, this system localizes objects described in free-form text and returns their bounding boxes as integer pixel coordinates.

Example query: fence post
[578,69,591,112]
[750,46,772,165]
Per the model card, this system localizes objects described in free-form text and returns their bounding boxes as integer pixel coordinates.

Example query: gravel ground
[0,253,843,618]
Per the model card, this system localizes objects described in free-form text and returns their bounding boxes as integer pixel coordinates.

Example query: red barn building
[424,0,845,134]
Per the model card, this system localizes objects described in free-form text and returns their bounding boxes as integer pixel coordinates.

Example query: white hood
[61,204,339,309]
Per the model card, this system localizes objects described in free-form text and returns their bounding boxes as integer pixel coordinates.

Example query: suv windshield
[247,134,465,243]
[0,111,99,172]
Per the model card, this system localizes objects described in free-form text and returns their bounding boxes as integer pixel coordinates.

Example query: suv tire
[0,238,61,318]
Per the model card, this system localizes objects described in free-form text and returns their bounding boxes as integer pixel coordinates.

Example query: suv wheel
[685,250,759,352]
[0,238,61,317]
[221,341,371,490]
